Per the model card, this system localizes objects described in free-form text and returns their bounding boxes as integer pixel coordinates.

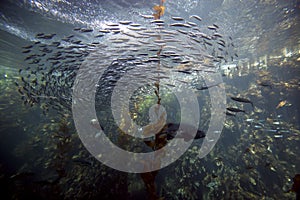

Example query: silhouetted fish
[80,28,93,32]
[197,83,220,90]
[230,97,254,107]
[171,16,184,21]
[159,123,206,142]
[226,107,246,113]
[225,111,236,117]
[22,45,33,49]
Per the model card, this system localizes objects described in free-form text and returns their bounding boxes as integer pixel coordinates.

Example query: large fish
[158,123,206,142]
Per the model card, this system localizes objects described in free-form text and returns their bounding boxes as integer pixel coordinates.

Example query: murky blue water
[0,0,299,199]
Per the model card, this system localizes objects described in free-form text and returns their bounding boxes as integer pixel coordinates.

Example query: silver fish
[141,14,154,19]
[189,15,202,21]
[171,16,184,21]
[106,23,119,27]
[170,23,192,28]
[119,20,132,25]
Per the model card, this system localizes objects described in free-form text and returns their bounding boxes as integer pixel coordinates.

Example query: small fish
[99,29,110,33]
[22,45,33,49]
[197,83,220,90]
[274,134,283,138]
[171,16,184,21]
[18,88,24,95]
[230,97,254,108]
[151,19,164,24]
[212,24,219,29]
[170,23,191,28]
[180,60,190,64]
[189,15,202,22]
[177,29,188,35]
[177,70,192,74]
[207,25,217,30]
[161,30,178,35]
[106,23,119,27]
[279,130,290,134]
[24,54,37,61]
[141,14,154,19]
[22,49,31,53]
[66,35,74,38]
[51,41,61,47]
[226,107,246,113]
[217,55,225,60]
[187,21,197,26]
[165,83,176,87]
[72,40,82,44]
[217,41,226,48]
[225,111,236,117]
[201,34,212,40]
[213,33,223,38]
[119,20,132,25]
[204,40,213,46]
[129,23,141,27]
[276,100,287,109]
[37,33,56,39]
[95,34,104,38]
[127,26,145,31]
[80,28,93,32]
[111,39,127,44]
[35,33,44,37]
